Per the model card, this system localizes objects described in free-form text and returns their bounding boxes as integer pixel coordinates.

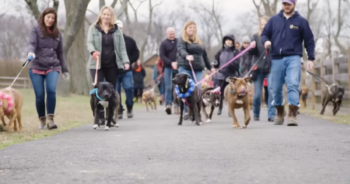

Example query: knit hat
[282,0,296,4]
[242,35,250,43]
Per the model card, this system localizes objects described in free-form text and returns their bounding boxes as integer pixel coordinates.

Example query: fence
[304,56,349,110]
[0,76,30,89]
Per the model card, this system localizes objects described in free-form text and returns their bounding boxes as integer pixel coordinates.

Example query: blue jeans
[116,71,134,111]
[178,66,203,113]
[29,69,59,118]
[164,67,177,106]
[253,73,276,119]
[157,79,165,95]
[269,55,301,106]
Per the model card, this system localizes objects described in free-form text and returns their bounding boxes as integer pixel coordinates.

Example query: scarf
[135,65,142,72]
[174,79,196,98]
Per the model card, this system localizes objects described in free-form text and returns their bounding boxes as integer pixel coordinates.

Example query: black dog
[90,81,119,130]
[172,73,202,126]
[201,87,221,123]
[320,84,345,116]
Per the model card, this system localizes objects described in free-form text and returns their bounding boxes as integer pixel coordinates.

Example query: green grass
[299,103,350,125]
[0,89,142,150]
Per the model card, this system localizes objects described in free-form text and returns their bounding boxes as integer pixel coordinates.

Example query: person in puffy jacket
[132,60,146,102]
[249,16,276,122]
[27,7,70,130]
[213,34,241,115]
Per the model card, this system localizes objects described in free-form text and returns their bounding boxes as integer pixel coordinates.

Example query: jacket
[261,10,315,61]
[86,24,129,70]
[177,38,212,71]
[249,33,271,74]
[123,34,140,71]
[27,26,69,73]
[159,38,178,69]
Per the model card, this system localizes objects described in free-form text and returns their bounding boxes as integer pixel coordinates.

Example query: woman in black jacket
[213,34,241,115]
[249,16,276,122]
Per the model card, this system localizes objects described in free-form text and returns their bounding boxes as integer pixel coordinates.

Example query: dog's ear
[227,76,237,83]
[244,77,251,83]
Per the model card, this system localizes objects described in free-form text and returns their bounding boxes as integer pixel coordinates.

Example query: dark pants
[90,67,119,119]
[29,69,59,118]
[116,70,134,112]
[217,79,228,110]
[264,86,268,105]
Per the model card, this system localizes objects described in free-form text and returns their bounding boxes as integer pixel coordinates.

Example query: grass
[0,89,142,150]
[299,104,350,125]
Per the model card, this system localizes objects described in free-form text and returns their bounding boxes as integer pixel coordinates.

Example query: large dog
[224,77,251,129]
[142,86,157,111]
[201,87,220,123]
[172,73,202,126]
[0,87,23,132]
[90,81,120,130]
[320,84,344,116]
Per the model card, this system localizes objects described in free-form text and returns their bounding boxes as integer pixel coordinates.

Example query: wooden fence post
[311,67,316,110]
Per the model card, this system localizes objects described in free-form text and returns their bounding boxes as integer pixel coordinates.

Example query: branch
[116,0,128,18]
[111,0,118,7]
[24,0,40,21]
[99,0,105,9]
[86,8,98,17]
[334,0,347,54]
[53,0,59,10]
[252,0,262,17]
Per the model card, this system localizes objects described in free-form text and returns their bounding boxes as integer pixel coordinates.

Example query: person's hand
[186,55,194,62]
[124,63,130,70]
[306,60,314,71]
[251,41,256,48]
[264,41,271,49]
[171,61,178,69]
[210,68,216,74]
[62,72,70,81]
[27,52,35,61]
[92,51,100,61]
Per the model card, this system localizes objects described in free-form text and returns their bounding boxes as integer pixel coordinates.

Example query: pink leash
[188,61,198,83]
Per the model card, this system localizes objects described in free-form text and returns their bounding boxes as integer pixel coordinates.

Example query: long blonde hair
[94,6,117,29]
[258,16,270,36]
[182,21,202,45]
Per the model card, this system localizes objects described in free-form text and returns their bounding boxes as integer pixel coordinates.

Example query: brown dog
[142,88,157,111]
[299,86,309,108]
[247,83,254,110]
[0,87,23,132]
[224,77,251,129]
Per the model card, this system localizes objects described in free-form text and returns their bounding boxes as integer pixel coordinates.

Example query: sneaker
[183,113,190,120]
[254,117,259,121]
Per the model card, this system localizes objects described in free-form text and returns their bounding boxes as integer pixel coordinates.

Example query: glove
[62,72,70,81]
[27,52,35,61]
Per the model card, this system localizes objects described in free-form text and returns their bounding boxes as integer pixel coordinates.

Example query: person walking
[261,0,315,126]
[132,60,146,103]
[86,6,130,124]
[115,20,140,119]
[27,8,70,130]
[159,27,178,115]
[177,21,215,119]
[249,16,276,122]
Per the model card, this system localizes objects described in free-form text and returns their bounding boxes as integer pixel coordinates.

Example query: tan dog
[299,86,309,108]
[247,82,254,110]
[224,77,251,129]
[0,87,23,132]
[142,88,157,111]
[201,74,213,90]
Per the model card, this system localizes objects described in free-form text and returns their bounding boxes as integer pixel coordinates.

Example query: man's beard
[283,7,295,15]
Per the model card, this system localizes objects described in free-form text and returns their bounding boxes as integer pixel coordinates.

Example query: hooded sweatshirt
[214,34,241,80]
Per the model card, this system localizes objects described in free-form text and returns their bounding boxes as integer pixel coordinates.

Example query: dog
[142,86,157,111]
[299,86,309,108]
[201,74,213,90]
[247,83,254,110]
[172,84,180,114]
[172,73,202,126]
[200,87,221,123]
[90,81,120,130]
[224,77,251,129]
[320,84,344,116]
[0,87,23,132]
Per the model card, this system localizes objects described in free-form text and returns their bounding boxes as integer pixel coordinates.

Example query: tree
[333,0,349,55]
[252,0,278,17]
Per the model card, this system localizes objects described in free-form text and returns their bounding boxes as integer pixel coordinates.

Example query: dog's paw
[115,123,119,128]
[196,122,201,126]
[92,124,99,129]
[178,122,182,126]
[206,119,211,123]
[232,124,241,129]
[104,126,110,131]
[241,125,247,129]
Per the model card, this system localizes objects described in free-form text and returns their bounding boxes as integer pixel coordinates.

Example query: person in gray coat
[27,8,70,130]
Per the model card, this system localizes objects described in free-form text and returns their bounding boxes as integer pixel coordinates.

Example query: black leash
[305,70,331,86]
[243,49,269,78]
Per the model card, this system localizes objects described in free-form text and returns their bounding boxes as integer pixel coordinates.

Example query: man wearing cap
[115,20,140,119]
[261,0,315,126]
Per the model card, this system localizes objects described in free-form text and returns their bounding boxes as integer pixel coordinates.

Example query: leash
[188,61,198,83]
[305,70,331,86]
[243,49,269,78]
[195,43,253,86]
[8,59,31,88]
[92,56,100,86]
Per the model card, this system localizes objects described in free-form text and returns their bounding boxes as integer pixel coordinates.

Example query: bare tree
[334,0,348,54]
[252,0,278,17]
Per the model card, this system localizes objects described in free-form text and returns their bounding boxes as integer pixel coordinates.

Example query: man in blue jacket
[261,0,315,126]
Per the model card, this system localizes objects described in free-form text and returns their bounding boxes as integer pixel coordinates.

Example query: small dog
[90,81,119,130]
[320,84,344,116]
[0,87,23,132]
[142,86,157,111]
[299,86,309,108]
[201,87,221,123]
[224,77,251,129]
[201,74,213,90]
[172,73,202,126]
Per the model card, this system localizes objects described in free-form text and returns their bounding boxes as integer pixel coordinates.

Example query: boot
[39,116,46,129]
[47,114,57,130]
[165,105,172,115]
[127,105,133,118]
[287,105,299,126]
[217,108,222,115]
[118,108,124,119]
[274,105,286,125]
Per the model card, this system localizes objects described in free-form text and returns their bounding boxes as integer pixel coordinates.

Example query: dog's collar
[0,92,14,114]
[89,88,104,101]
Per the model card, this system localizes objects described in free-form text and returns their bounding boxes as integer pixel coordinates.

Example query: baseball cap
[116,20,123,28]
[282,0,296,4]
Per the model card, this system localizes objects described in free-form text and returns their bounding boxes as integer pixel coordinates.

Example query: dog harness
[0,91,14,114]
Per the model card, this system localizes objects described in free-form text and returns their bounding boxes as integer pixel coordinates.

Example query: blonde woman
[86,6,130,124]
[249,16,276,122]
[177,21,214,119]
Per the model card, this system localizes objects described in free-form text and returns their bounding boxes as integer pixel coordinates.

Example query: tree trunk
[25,0,40,20]
[100,0,105,9]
